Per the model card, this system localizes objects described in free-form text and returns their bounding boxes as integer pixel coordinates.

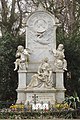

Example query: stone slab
[26,10,57,83]
[25,88,56,105]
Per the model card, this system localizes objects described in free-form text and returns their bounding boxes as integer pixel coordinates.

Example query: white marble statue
[14,45,30,71]
[27,58,53,88]
[53,44,67,71]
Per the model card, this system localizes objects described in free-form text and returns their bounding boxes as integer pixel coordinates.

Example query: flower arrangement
[55,103,69,110]
[10,104,24,110]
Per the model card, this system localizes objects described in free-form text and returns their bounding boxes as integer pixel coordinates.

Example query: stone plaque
[26,90,56,105]
[26,10,57,72]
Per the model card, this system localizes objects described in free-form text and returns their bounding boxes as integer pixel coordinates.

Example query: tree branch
[15,0,22,35]
[10,0,16,22]
[1,0,8,25]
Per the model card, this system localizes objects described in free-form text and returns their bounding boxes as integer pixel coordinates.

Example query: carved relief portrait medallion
[34,19,48,33]
[27,11,56,47]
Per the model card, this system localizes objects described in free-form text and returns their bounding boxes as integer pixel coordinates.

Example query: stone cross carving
[32,94,38,104]
[14,45,30,71]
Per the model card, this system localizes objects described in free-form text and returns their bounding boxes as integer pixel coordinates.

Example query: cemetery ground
[0,96,80,119]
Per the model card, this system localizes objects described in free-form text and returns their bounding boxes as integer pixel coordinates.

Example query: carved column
[56,70,66,103]
[16,70,27,104]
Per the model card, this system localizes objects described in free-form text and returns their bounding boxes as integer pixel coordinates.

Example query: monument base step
[25,88,56,105]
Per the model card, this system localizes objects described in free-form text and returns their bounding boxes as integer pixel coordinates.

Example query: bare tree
[0,0,80,36]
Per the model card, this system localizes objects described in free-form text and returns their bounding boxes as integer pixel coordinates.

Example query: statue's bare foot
[14,68,17,71]
[63,68,67,71]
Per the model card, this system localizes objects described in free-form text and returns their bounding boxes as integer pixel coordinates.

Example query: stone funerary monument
[14,4,67,106]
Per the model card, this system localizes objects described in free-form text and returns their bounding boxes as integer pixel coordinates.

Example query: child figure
[14,45,30,71]
[53,44,67,71]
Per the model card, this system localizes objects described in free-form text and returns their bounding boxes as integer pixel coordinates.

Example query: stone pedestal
[16,89,26,104]
[56,71,64,89]
[56,70,66,103]
[25,88,56,105]
[16,70,27,104]
[18,70,27,89]
[56,89,66,103]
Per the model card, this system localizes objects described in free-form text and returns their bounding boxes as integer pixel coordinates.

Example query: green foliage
[56,27,80,97]
[0,32,24,102]
[64,94,80,109]
[0,109,78,119]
